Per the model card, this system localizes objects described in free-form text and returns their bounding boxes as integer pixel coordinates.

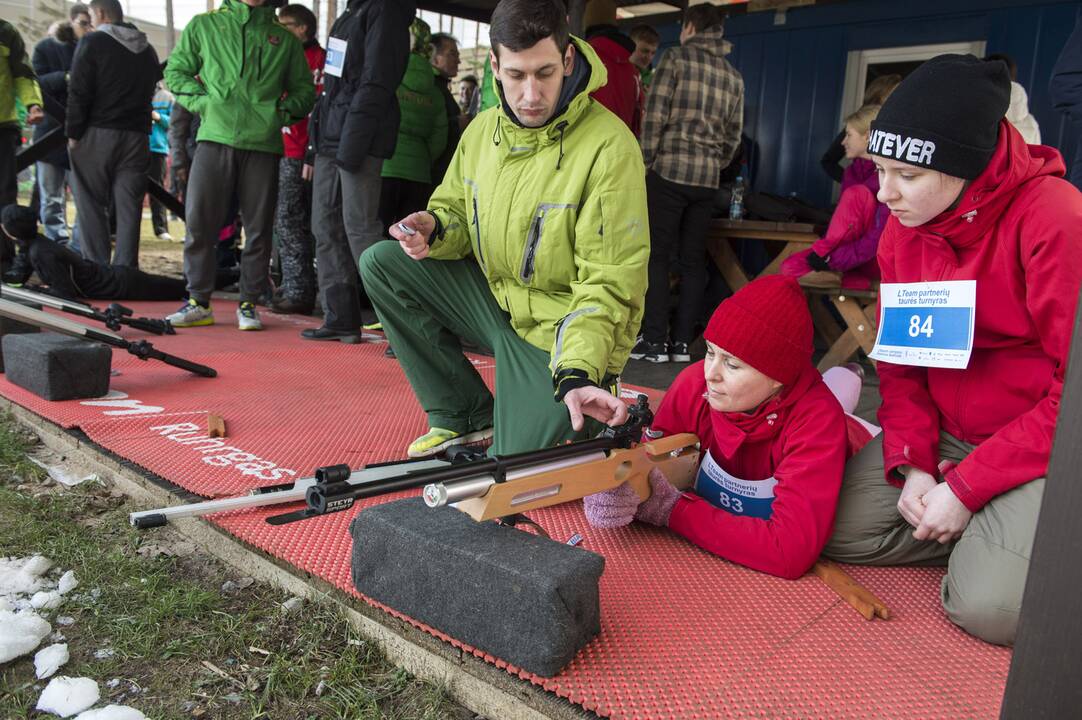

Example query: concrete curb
[2,399,596,720]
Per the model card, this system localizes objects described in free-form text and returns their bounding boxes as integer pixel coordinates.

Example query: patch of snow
[22,555,54,577]
[93,648,115,660]
[56,615,76,626]
[280,597,304,613]
[35,643,70,679]
[0,609,51,662]
[0,556,53,599]
[36,676,100,717]
[74,705,147,720]
[58,571,79,595]
[28,456,99,487]
[31,590,64,610]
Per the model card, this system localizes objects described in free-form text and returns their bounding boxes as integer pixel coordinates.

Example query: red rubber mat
[0,300,1011,718]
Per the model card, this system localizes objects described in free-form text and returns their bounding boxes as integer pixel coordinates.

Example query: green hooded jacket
[0,21,42,129]
[380,53,447,184]
[164,0,315,155]
[427,37,649,385]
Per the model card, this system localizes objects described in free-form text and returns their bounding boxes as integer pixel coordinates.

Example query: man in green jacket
[164,0,315,331]
[363,0,649,458]
[0,20,44,207]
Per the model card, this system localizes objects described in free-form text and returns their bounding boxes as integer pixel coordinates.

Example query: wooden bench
[705,219,819,291]
[798,272,880,371]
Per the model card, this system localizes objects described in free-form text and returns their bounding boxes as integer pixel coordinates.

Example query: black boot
[301,283,362,343]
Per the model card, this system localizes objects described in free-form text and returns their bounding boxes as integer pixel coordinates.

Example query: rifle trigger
[496,514,549,538]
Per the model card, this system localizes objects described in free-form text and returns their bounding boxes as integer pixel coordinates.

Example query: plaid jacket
[640,27,743,188]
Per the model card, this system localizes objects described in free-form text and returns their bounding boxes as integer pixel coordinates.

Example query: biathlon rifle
[263,395,703,526]
[129,457,447,529]
[2,284,174,335]
[0,298,216,377]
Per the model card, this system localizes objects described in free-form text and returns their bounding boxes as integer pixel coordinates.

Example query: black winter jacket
[309,0,415,170]
[66,23,161,140]
[31,36,75,167]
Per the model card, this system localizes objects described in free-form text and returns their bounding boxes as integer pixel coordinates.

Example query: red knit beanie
[703,275,814,385]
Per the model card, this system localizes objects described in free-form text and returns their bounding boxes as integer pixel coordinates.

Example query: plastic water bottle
[729,176,745,220]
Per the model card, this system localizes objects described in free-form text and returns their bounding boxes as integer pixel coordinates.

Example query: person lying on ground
[2,203,186,302]
[823,54,1082,646]
[584,276,876,580]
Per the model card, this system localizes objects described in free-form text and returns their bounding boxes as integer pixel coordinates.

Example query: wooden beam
[1000,287,1082,719]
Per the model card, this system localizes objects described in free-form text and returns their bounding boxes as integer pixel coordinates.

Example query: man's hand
[152,110,161,122]
[389,211,435,260]
[563,386,629,432]
[301,163,314,182]
[913,482,972,544]
[897,466,937,528]
[25,105,44,125]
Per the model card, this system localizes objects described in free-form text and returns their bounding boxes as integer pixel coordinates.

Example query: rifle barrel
[423,450,607,507]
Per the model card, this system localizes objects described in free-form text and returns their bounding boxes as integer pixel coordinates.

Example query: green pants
[359,242,593,455]
[824,432,1044,646]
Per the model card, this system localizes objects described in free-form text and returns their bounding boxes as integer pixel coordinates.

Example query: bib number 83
[718,491,744,514]
[908,315,934,338]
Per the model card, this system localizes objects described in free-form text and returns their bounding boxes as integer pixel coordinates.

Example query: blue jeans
[37,162,71,242]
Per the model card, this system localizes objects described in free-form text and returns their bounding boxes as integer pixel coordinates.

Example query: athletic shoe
[166,299,214,327]
[630,338,669,363]
[407,427,494,458]
[156,231,174,242]
[301,326,362,344]
[236,302,263,331]
[362,320,383,331]
[670,342,691,363]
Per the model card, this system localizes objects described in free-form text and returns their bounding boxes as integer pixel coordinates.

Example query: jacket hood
[219,0,275,24]
[914,120,1065,250]
[709,364,824,457]
[684,26,727,57]
[97,23,150,54]
[586,25,635,55]
[495,35,607,133]
[399,52,434,93]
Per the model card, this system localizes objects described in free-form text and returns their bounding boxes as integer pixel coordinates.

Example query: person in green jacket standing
[164,0,315,331]
[364,0,649,458]
[0,20,44,208]
[378,18,446,234]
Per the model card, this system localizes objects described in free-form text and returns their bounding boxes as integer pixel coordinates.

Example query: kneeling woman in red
[585,275,865,579]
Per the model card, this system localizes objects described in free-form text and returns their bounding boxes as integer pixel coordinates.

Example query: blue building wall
[651,0,1082,206]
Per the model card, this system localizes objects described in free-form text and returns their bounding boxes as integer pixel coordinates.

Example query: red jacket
[653,363,848,579]
[588,34,644,136]
[282,40,325,160]
[876,121,1082,511]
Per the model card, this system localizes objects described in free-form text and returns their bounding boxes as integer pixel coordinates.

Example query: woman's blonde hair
[845,103,882,136]
[863,74,902,105]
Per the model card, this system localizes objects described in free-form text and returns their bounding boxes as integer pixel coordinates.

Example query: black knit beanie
[867,54,1011,179]
[0,204,37,241]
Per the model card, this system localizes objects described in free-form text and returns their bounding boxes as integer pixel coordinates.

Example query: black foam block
[2,332,111,400]
[0,308,41,373]
[351,497,605,677]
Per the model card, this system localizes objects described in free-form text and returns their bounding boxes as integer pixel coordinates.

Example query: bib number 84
[908,315,934,338]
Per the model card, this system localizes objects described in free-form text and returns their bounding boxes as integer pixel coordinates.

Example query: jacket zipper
[520,208,545,282]
[472,195,486,270]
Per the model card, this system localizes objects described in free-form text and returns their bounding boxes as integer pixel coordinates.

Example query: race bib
[870,280,976,370]
[324,37,347,78]
[694,450,777,520]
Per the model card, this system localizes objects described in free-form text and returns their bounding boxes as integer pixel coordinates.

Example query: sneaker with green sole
[236,301,263,331]
[166,299,214,328]
[407,427,494,458]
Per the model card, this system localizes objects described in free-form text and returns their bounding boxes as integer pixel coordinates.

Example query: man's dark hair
[69,2,89,21]
[985,53,1018,82]
[279,4,317,41]
[684,3,723,33]
[461,74,478,85]
[629,24,659,44]
[489,0,569,59]
[429,32,458,56]
[88,0,123,22]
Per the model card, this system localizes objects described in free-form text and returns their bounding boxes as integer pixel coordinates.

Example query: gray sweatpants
[824,432,1044,646]
[68,127,149,267]
[183,141,279,304]
[310,154,382,330]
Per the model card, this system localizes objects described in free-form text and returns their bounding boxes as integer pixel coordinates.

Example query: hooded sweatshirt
[656,363,848,580]
[876,120,1082,511]
[426,37,648,387]
[587,26,644,135]
[66,22,161,140]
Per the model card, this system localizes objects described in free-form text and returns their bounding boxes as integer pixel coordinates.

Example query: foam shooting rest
[2,332,110,400]
[351,497,605,677]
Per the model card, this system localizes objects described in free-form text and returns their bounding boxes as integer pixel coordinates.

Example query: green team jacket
[164,0,315,155]
[380,53,447,185]
[0,20,42,129]
[427,37,649,385]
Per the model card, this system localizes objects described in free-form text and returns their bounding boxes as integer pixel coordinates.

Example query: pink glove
[634,468,681,527]
[583,482,640,528]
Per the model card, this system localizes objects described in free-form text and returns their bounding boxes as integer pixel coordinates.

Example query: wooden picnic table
[705,218,821,291]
